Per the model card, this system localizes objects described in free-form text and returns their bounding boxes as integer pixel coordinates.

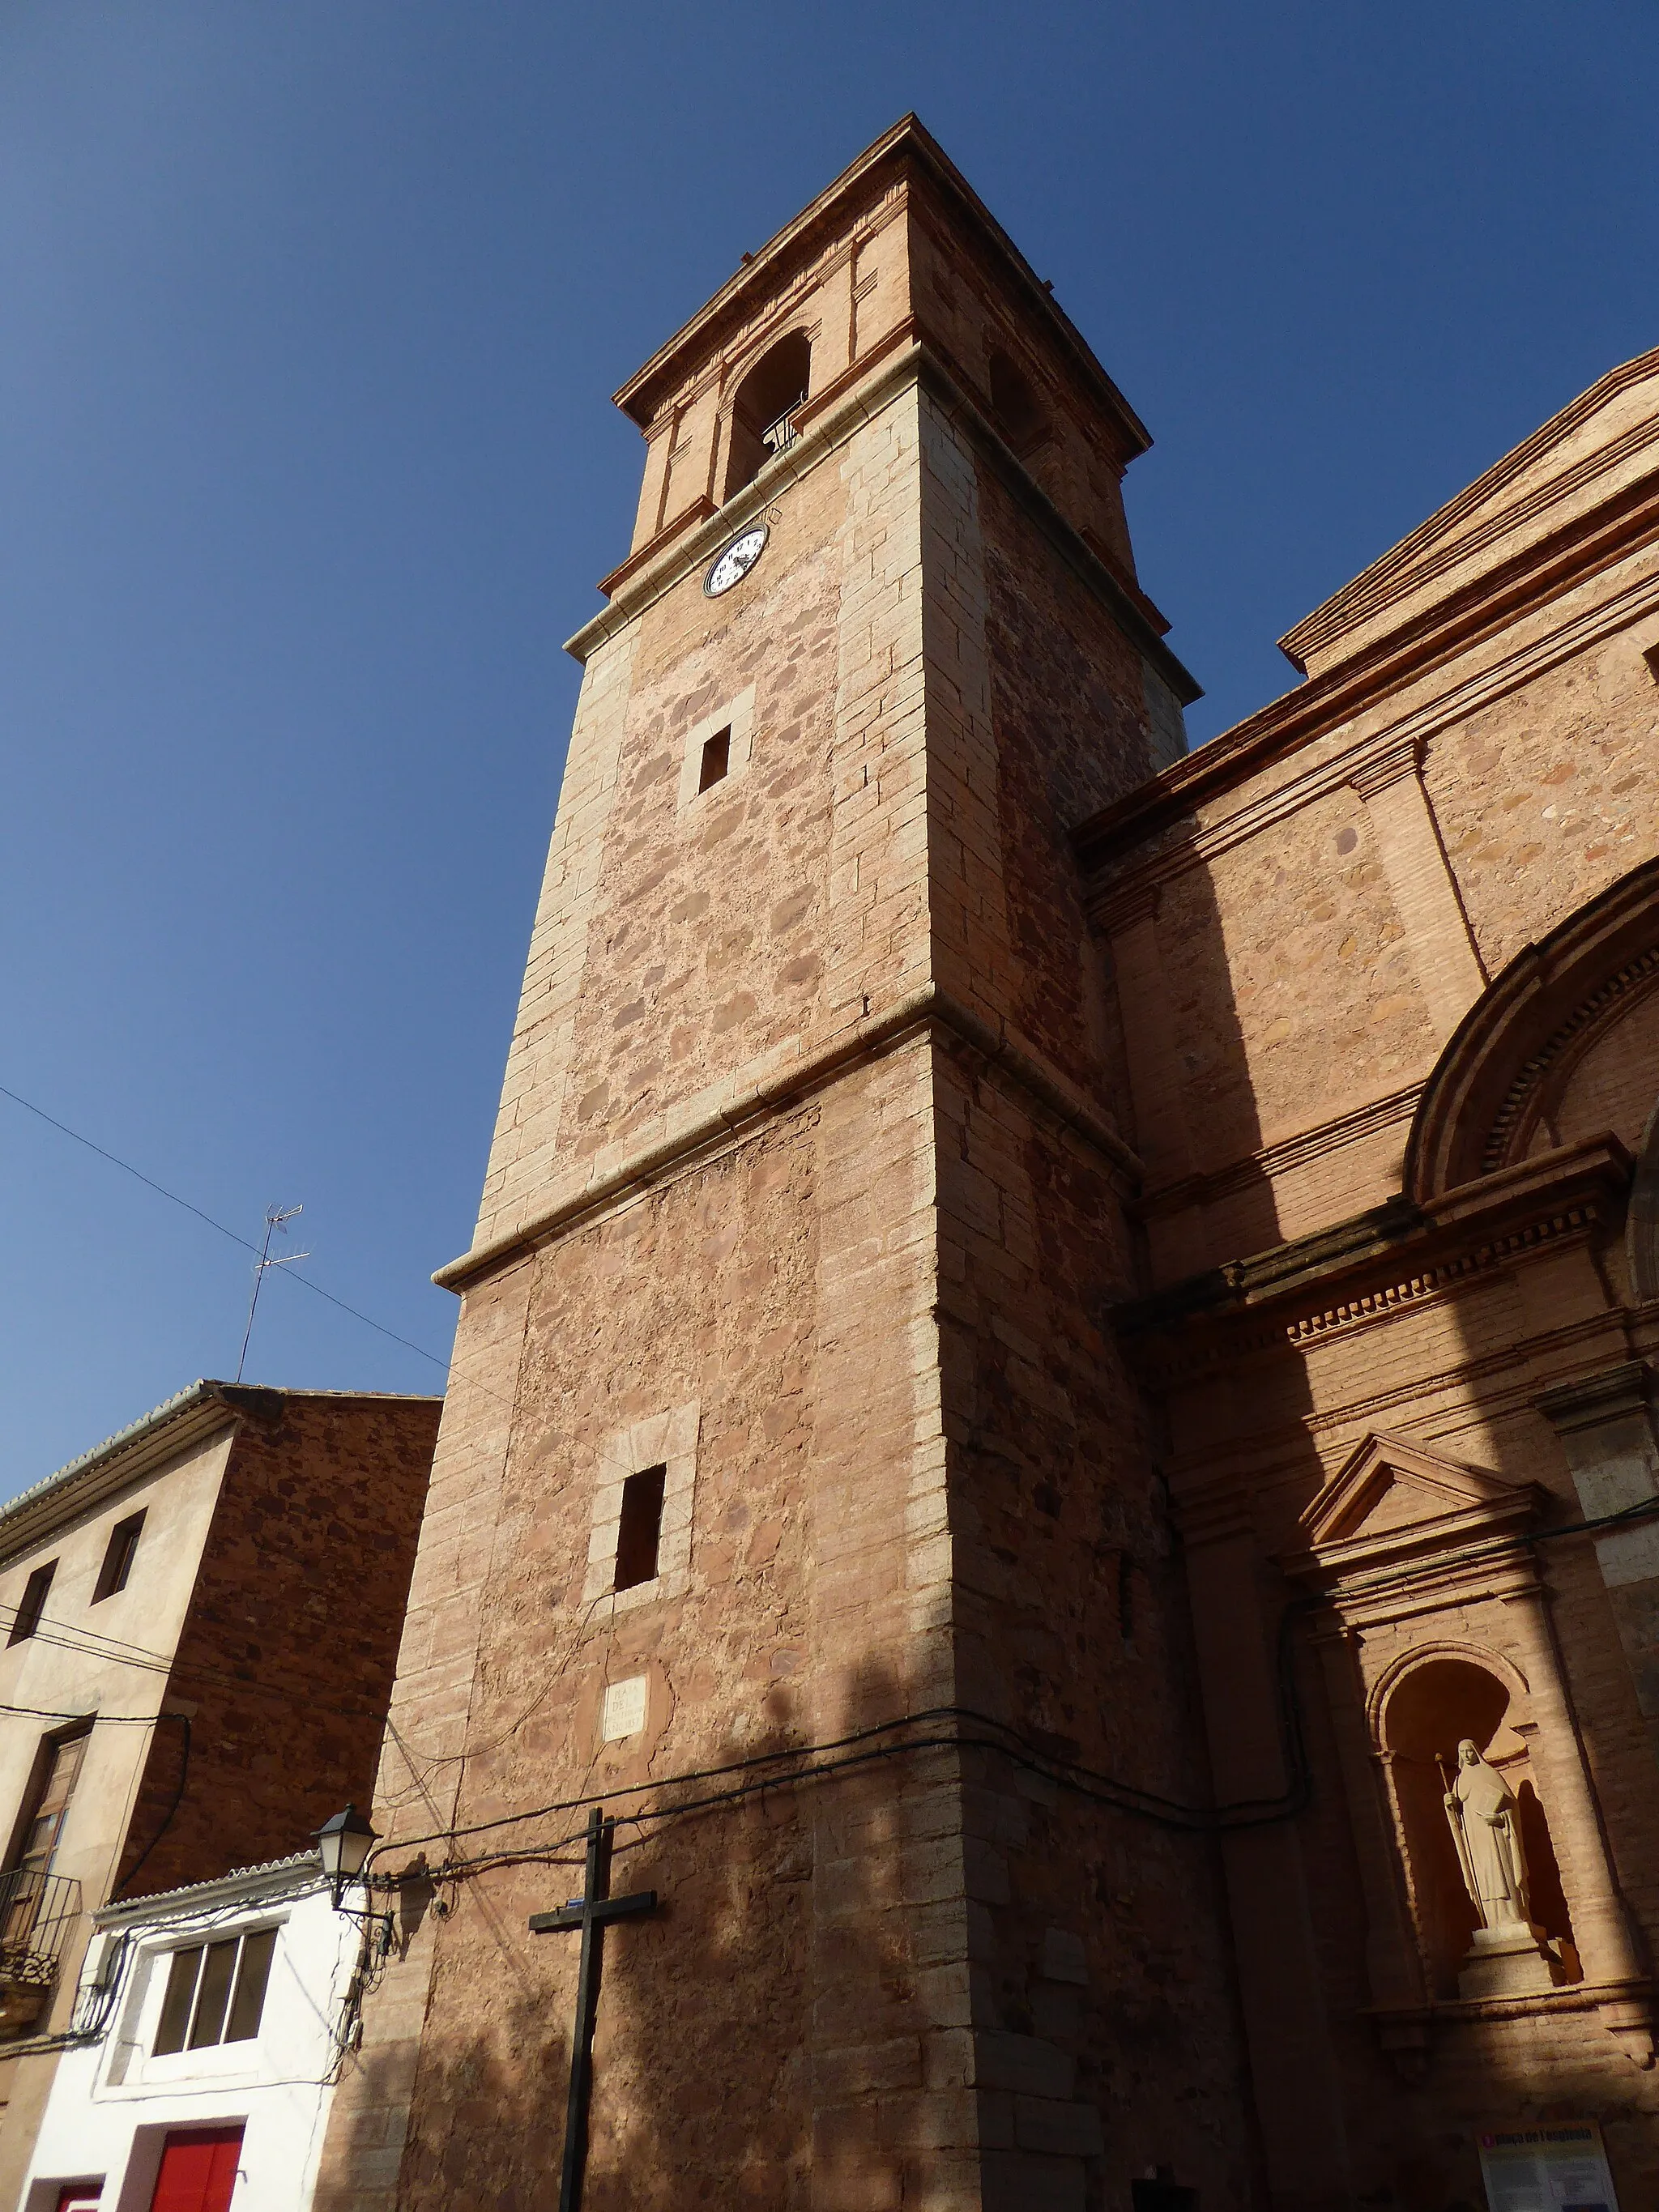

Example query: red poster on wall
[147,2128,245,2212]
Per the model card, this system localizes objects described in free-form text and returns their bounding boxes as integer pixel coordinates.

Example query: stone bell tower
[318,117,1256,2212]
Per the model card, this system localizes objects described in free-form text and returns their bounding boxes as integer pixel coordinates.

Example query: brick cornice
[1093,880,1161,937]
[595,497,716,600]
[1346,732,1424,800]
[1073,468,1659,880]
[1132,1082,1424,1223]
[1080,554,1659,914]
[1281,344,1659,672]
[1113,1136,1632,1383]
[612,115,1151,458]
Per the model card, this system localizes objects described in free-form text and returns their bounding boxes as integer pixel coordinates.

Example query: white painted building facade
[17,1856,364,2212]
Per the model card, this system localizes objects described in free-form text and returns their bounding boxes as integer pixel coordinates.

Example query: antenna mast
[235,1204,309,1383]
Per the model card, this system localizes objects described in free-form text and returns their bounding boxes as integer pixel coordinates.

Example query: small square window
[92,1513,145,1604]
[152,1926,277,2055]
[8,1563,56,1647]
[697,727,731,793]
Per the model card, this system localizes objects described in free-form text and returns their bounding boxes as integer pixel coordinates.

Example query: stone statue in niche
[1440,1740,1566,1997]
[1443,1739,1529,1924]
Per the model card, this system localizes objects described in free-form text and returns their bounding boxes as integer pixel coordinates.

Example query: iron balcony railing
[761,407,800,458]
[0,1869,82,1988]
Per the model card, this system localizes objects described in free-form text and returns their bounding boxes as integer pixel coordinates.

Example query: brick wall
[117,1392,440,1898]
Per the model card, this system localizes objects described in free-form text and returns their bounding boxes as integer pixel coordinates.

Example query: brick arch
[1404,856,1659,1200]
[719,327,814,499]
[1367,1637,1533,1754]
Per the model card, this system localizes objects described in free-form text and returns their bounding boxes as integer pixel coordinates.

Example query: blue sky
[2,2,1655,1487]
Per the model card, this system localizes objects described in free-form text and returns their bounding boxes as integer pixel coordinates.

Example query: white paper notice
[1477,2121,1618,2211]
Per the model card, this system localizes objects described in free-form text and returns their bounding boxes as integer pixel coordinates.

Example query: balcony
[761,407,799,459]
[0,1869,81,2035]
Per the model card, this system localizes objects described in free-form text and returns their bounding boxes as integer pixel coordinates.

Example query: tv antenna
[235,1204,309,1383]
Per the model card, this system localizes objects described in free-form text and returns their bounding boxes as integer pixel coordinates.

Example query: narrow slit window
[697,727,731,793]
[613,1464,667,1592]
[92,1513,146,1604]
[9,1562,56,1646]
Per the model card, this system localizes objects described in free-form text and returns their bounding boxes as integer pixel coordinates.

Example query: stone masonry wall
[923,390,1258,2209]
[319,376,982,2210]
[936,1049,1259,2210]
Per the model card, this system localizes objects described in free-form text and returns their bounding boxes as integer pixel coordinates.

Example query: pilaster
[1348,735,1487,1044]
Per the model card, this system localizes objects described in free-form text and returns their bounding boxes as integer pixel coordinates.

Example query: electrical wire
[110,1713,192,1898]
[371,1700,1304,1889]
[3,1486,1654,1866]
[0,1079,458,1377]
[362,1485,1659,1879]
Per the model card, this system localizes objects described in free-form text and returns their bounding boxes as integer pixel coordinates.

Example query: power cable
[363,1486,1659,1875]
[110,1712,192,1898]
[0,1080,458,1377]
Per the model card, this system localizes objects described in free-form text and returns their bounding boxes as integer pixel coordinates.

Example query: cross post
[529,1805,658,2212]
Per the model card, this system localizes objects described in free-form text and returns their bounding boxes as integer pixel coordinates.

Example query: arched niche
[987,348,1048,457]
[1373,1647,1576,1997]
[1405,855,1659,1200]
[721,331,812,501]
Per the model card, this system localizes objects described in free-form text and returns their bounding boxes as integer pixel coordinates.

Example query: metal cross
[528,1805,658,2212]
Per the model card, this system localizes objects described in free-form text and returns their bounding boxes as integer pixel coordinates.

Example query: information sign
[1477,2121,1619,2212]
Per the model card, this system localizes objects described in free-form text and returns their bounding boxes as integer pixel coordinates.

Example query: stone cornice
[435,983,1145,1294]
[1537,1358,1655,1435]
[1073,469,1659,882]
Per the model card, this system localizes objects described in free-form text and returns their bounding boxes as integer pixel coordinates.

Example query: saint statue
[1442,1737,1530,1929]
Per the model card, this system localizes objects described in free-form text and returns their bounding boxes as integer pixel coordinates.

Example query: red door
[147,2128,244,2212]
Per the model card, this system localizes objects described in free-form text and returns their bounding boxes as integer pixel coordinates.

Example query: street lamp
[313,1803,378,1912]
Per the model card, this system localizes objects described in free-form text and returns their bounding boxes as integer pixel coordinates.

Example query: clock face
[704,525,769,598]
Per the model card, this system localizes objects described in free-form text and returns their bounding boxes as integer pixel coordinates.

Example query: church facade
[315,119,1659,2211]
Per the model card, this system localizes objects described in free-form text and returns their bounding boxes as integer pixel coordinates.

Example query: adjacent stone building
[0,1381,441,2207]
[316,117,1659,2211]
